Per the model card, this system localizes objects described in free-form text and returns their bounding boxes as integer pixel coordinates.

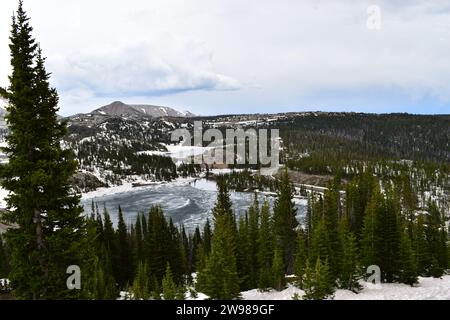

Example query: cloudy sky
[1,0,450,116]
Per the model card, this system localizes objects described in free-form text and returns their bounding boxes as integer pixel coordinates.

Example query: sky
[1,0,450,116]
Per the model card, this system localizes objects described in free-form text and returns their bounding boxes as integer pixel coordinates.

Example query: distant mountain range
[0,99,196,129]
[90,101,195,118]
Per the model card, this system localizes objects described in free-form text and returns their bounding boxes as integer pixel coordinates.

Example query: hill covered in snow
[91,101,195,118]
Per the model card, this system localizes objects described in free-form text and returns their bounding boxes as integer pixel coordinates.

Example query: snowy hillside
[240,276,450,300]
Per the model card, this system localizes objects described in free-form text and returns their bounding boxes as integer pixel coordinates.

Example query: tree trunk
[33,208,44,250]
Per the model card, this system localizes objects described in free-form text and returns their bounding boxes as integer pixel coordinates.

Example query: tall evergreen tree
[196,180,240,300]
[246,194,260,289]
[133,213,143,266]
[413,214,429,276]
[309,218,330,265]
[294,229,307,289]
[338,218,361,291]
[236,214,251,290]
[361,187,401,283]
[398,228,418,286]
[425,201,448,277]
[271,248,285,291]
[322,186,342,281]
[116,206,133,288]
[272,169,298,273]
[0,1,87,299]
[257,199,273,290]
[162,263,177,300]
[202,218,212,256]
[132,261,150,300]
[303,257,334,300]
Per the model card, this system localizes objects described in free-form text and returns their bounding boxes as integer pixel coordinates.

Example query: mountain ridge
[92,101,196,118]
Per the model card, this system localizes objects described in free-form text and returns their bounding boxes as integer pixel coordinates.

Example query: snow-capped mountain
[92,101,195,118]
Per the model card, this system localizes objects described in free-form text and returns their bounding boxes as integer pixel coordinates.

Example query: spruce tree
[116,206,132,288]
[1,1,87,299]
[322,186,342,281]
[236,214,251,290]
[303,257,334,300]
[309,218,330,265]
[162,263,177,300]
[191,226,202,272]
[338,218,361,291]
[315,258,334,300]
[247,194,260,289]
[132,261,150,300]
[360,186,401,283]
[203,218,212,256]
[257,199,273,290]
[133,214,143,266]
[425,201,448,277]
[271,248,285,291]
[196,180,240,299]
[360,191,378,269]
[272,169,298,273]
[413,214,429,276]
[294,229,307,289]
[398,229,418,286]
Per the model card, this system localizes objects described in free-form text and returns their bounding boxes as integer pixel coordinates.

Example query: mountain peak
[92,101,195,118]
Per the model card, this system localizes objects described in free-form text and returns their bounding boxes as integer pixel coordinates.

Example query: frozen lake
[81,179,307,233]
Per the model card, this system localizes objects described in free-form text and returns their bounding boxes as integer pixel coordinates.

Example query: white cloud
[0,0,450,115]
[48,38,240,98]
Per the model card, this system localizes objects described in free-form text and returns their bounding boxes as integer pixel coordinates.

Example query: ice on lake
[82,179,307,233]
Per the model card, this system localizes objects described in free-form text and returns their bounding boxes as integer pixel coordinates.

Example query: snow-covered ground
[81,175,201,200]
[241,276,450,300]
[0,186,9,208]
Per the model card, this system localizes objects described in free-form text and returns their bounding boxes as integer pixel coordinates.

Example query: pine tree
[338,218,361,291]
[236,214,251,290]
[0,1,87,299]
[294,229,307,288]
[398,229,418,286]
[315,258,334,300]
[360,191,378,269]
[425,201,448,277]
[302,260,314,299]
[116,206,132,288]
[133,213,143,266]
[413,214,429,276]
[303,257,334,300]
[191,226,202,272]
[309,218,330,265]
[272,169,298,273]
[271,248,285,291]
[146,206,169,283]
[246,194,260,289]
[322,186,342,281]
[360,186,401,283]
[257,199,273,290]
[132,261,150,300]
[196,180,241,300]
[203,218,212,256]
[162,263,177,300]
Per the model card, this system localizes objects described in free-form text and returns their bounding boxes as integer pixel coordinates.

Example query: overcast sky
[1,0,450,116]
